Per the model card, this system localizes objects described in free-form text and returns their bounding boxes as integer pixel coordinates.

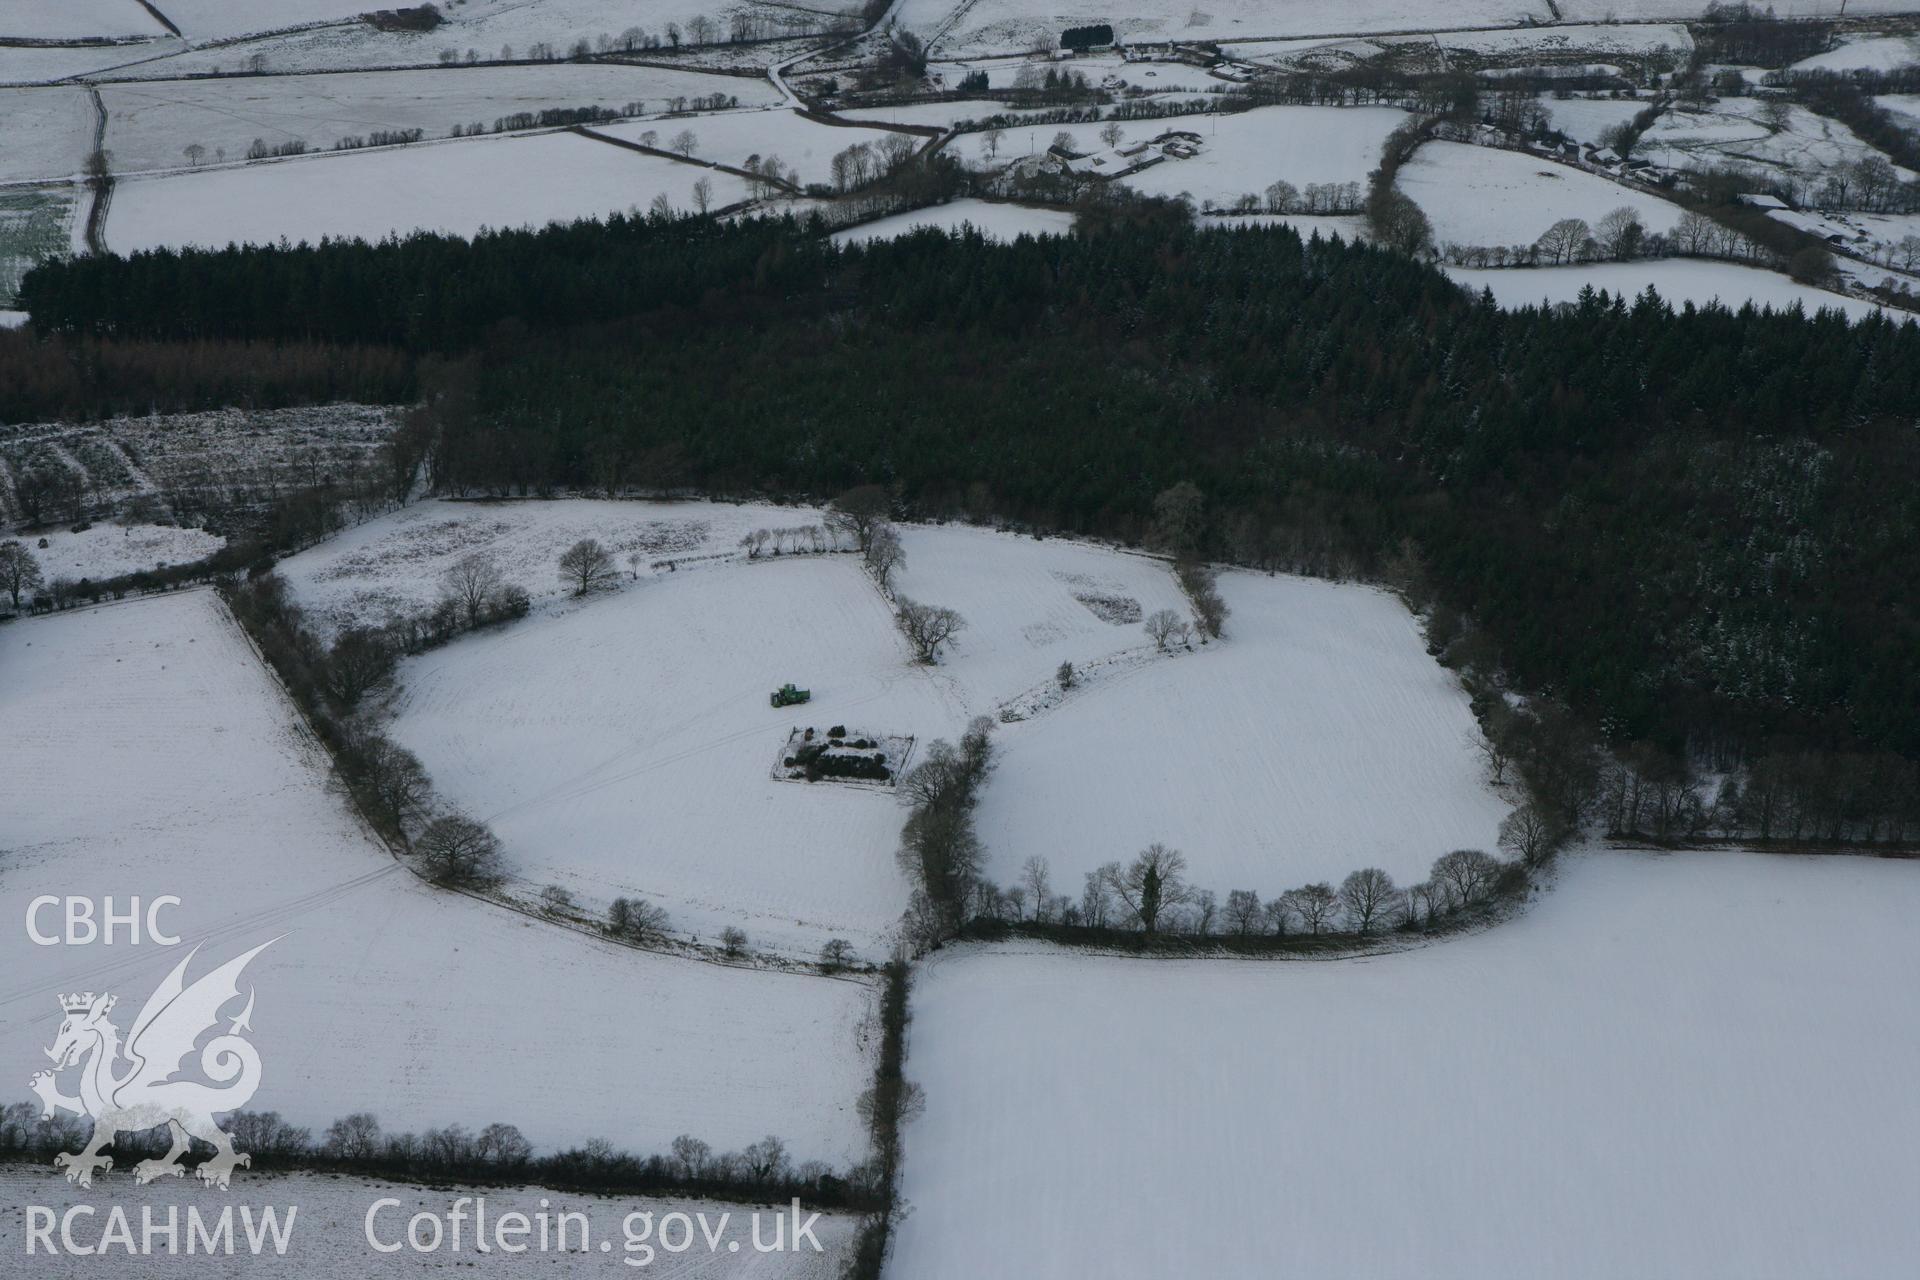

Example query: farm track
[81,84,111,254]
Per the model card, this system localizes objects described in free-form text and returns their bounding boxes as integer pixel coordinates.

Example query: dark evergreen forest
[13,211,1918,799]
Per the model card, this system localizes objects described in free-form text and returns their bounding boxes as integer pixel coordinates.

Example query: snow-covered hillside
[974,571,1509,895]
[0,591,875,1166]
[891,849,1920,1279]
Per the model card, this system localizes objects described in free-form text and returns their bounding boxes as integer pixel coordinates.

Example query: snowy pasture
[831,198,1074,244]
[275,497,781,635]
[891,849,1920,1279]
[1120,105,1406,206]
[0,0,163,40]
[120,0,854,77]
[93,64,779,178]
[1398,140,1688,248]
[99,129,750,252]
[11,522,225,582]
[0,85,99,183]
[383,545,948,958]
[0,590,875,1166]
[1638,99,1915,191]
[1446,259,1883,320]
[974,571,1508,895]
[1535,94,1647,146]
[894,0,1556,59]
[286,507,1273,956]
[0,1170,860,1276]
[600,109,911,187]
[1443,23,1691,59]
[1786,30,1920,75]
[0,38,179,86]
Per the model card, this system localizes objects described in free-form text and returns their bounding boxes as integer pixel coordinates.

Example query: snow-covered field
[892,849,1920,1279]
[0,590,875,1166]
[113,0,851,78]
[1535,94,1646,146]
[0,1169,860,1276]
[155,0,399,42]
[0,38,178,86]
[1443,23,1691,59]
[0,85,96,184]
[895,0,1555,59]
[1639,99,1915,192]
[384,546,941,957]
[99,129,749,252]
[832,198,1074,244]
[1121,105,1405,206]
[1399,140,1688,248]
[0,185,76,307]
[975,571,1507,896]
[1787,31,1920,75]
[600,109,909,186]
[0,0,163,40]
[10,522,225,582]
[1447,258,1883,320]
[89,64,778,179]
[275,497,780,634]
[292,506,1461,957]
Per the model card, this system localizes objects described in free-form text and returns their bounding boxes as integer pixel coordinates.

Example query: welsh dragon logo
[27,939,276,1189]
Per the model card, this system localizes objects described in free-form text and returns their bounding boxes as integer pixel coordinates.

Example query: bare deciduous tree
[1144,608,1181,652]
[1225,888,1263,936]
[444,552,503,627]
[559,538,616,595]
[1285,882,1338,934]
[608,895,671,941]
[827,484,891,550]
[414,815,504,886]
[1498,803,1562,867]
[1103,843,1190,935]
[1338,867,1397,935]
[896,598,965,663]
[865,523,905,590]
[0,541,43,608]
[1432,848,1502,911]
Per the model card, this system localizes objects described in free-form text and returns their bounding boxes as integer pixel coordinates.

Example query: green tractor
[771,682,811,709]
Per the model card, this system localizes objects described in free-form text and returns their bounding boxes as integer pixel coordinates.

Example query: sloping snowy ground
[1535,94,1646,147]
[1446,258,1883,320]
[831,198,1074,244]
[892,0,1554,60]
[1120,105,1406,206]
[92,64,779,180]
[1639,99,1916,190]
[12,522,225,582]
[891,849,1920,1280]
[99,129,749,253]
[0,85,98,184]
[974,571,1507,895]
[0,591,875,1167]
[1786,30,1920,75]
[1399,140,1689,248]
[599,109,908,188]
[0,1169,860,1276]
[276,497,786,636]
[297,507,1211,954]
[385,552,949,958]
[0,0,163,40]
